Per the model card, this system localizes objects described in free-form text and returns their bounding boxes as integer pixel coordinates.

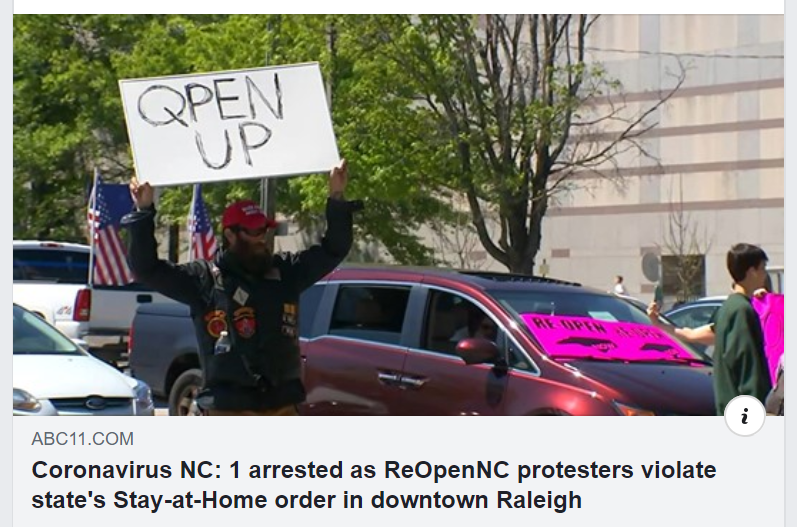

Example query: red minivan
[298,267,715,416]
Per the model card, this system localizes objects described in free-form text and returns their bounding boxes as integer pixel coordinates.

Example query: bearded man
[123,160,359,416]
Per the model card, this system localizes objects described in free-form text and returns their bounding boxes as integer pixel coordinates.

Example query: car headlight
[612,401,656,416]
[132,379,154,416]
[14,388,42,412]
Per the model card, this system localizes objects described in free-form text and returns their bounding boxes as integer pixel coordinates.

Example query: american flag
[87,174,135,285]
[188,184,218,261]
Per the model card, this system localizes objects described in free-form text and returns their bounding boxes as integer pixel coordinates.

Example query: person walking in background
[612,275,627,295]
[710,243,772,415]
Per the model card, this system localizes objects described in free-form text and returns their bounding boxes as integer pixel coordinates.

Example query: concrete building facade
[270,15,783,303]
[538,14,784,299]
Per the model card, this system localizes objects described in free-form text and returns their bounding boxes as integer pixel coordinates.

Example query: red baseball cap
[221,200,278,230]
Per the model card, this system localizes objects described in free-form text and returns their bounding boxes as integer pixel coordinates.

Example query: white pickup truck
[12,240,178,367]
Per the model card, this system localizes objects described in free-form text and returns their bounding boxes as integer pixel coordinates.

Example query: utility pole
[326,19,336,109]
[260,16,279,219]
[261,18,336,227]
[260,174,276,220]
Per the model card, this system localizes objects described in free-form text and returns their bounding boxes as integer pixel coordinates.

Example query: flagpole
[188,184,196,262]
[87,167,99,288]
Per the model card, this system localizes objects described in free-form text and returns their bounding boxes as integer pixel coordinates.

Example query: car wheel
[169,369,203,416]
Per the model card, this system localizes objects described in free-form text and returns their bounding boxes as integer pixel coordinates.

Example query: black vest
[195,260,302,392]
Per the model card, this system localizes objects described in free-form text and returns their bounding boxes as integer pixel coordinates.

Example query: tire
[169,368,204,416]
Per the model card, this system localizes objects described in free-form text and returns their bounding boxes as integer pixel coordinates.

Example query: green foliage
[14,15,648,272]
[13,14,453,263]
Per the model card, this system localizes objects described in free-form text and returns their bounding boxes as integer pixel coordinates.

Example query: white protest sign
[119,62,339,186]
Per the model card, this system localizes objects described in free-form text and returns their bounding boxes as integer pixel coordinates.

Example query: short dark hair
[726,243,768,283]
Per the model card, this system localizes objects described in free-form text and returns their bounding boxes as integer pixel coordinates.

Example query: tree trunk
[508,250,537,275]
[504,199,539,275]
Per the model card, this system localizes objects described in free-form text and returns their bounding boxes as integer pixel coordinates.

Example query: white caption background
[12,417,785,526]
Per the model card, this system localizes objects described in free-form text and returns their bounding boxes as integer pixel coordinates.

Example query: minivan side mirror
[455,338,501,365]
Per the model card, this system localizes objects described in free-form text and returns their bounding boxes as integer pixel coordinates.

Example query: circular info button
[724,395,766,436]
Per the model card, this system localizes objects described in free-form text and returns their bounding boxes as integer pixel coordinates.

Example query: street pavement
[154,397,168,416]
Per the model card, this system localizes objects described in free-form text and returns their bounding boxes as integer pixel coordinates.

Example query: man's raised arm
[121,177,208,307]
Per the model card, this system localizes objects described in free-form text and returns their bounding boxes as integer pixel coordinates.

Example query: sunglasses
[234,226,268,237]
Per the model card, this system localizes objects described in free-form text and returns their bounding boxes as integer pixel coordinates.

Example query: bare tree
[293,215,385,264]
[430,219,491,270]
[430,196,494,269]
[658,175,713,304]
[345,239,385,264]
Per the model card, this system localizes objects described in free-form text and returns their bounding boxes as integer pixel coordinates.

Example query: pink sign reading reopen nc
[752,293,784,384]
[520,314,696,362]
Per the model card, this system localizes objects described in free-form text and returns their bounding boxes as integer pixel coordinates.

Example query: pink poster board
[520,314,697,362]
[752,293,784,384]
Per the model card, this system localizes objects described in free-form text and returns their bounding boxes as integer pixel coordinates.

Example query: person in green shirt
[711,243,772,415]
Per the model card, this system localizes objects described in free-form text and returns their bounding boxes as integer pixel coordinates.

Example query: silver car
[13,303,154,416]
[664,297,725,356]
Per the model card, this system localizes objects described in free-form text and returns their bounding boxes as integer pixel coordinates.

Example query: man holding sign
[122,160,360,416]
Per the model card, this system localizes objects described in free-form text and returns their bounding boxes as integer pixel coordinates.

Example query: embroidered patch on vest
[282,303,298,325]
[204,310,227,338]
[281,303,298,341]
[233,307,257,339]
[233,287,249,305]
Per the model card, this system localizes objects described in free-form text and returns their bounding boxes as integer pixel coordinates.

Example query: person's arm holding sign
[645,288,771,348]
[646,302,716,347]
[283,159,362,292]
[122,177,208,307]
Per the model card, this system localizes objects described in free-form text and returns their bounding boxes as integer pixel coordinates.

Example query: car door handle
[399,375,428,390]
[137,294,153,303]
[377,371,402,387]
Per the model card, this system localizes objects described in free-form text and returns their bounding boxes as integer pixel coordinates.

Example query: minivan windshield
[490,290,709,364]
